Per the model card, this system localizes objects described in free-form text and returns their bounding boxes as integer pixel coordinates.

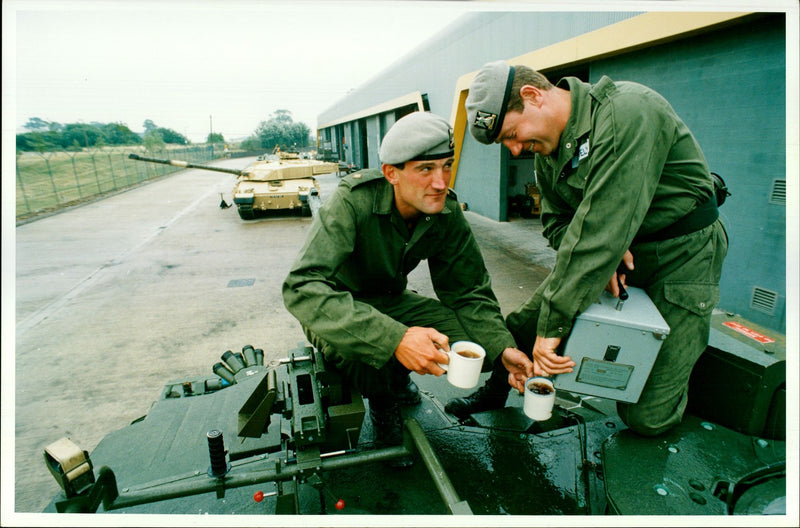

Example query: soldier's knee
[617,402,682,437]
[620,417,674,437]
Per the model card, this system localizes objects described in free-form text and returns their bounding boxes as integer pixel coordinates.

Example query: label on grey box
[575,358,633,390]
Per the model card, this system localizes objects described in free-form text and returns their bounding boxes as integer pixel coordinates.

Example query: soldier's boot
[369,398,414,469]
[444,363,509,419]
[390,372,421,406]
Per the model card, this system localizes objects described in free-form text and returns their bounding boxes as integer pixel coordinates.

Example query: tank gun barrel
[128,154,243,176]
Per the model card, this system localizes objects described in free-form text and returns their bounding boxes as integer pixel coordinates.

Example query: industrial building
[316,10,789,333]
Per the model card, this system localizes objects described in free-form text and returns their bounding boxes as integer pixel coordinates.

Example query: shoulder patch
[341,168,384,189]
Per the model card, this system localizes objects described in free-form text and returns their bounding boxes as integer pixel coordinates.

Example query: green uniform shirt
[535,76,715,338]
[283,169,516,369]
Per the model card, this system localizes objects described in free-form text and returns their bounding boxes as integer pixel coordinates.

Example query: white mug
[523,376,555,421]
[438,341,486,389]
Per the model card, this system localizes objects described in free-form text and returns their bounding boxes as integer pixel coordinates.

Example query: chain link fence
[15,145,226,223]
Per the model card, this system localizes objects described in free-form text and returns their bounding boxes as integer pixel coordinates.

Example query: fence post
[105,150,117,188]
[16,154,31,216]
[89,151,101,192]
[35,152,61,206]
[121,151,132,186]
[94,148,116,191]
[67,150,85,199]
[132,150,144,182]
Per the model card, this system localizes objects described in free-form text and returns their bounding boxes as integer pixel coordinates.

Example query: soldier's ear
[520,85,542,106]
[382,164,399,185]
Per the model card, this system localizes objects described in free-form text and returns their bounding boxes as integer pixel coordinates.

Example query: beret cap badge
[473,110,497,132]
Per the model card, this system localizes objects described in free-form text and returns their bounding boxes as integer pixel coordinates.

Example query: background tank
[129,153,337,219]
[233,151,336,219]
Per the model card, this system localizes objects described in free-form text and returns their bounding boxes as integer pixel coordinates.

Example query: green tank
[129,153,337,220]
[41,312,786,517]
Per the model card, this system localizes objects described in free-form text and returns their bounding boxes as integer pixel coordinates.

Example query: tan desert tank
[129,152,337,220]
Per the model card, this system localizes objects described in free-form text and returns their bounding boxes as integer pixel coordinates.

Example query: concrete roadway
[9,156,554,514]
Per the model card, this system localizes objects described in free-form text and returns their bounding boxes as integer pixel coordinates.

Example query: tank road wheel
[237,205,255,220]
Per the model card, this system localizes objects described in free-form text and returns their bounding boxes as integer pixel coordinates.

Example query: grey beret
[379,111,454,165]
[465,60,516,144]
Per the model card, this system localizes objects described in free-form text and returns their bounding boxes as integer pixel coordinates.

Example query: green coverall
[282,169,517,399]
[506,76,728,435]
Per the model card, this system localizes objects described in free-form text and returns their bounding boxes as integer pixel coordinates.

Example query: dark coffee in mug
[527,381,553,395]
[456,350,481,359]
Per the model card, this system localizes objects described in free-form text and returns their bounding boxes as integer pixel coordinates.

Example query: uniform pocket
[663,281,719,317]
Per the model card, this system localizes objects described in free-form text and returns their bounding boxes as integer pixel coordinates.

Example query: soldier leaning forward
[283,111,528,466]
[448,61,728,436]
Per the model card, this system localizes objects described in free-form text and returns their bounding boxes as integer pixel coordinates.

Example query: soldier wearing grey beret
[284,110,526,467]
[449,60,728,440]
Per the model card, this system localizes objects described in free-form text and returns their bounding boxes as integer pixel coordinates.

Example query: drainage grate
[750,286,779,315]
[227,278,255,288]
[769,179,786,205]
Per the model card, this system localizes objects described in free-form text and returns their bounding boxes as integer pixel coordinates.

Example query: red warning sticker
[722,321,775,344]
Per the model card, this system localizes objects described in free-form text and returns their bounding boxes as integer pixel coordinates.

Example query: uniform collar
[560,75,617,138]
[588,75,617,102]
[373,178,395,215]
[558,77,594,145]
[544,76,605,169]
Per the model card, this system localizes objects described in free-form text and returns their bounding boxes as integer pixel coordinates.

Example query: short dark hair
[507,65,554,114]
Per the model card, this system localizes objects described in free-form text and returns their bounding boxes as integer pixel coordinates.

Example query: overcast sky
[6,0,792,144]
[6,0,474,143]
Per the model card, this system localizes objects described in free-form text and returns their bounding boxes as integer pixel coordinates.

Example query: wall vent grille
[769,179,786,205]
[750,287,779,315]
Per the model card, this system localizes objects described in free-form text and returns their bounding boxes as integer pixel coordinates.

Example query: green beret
[379,112,454,165]
[465,60,516,145]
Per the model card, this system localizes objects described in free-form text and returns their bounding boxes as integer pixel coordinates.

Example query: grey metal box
[554,286,670,403]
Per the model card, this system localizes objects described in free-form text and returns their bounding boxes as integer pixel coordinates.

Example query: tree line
[16,118,191,153]
[16,110,315,153]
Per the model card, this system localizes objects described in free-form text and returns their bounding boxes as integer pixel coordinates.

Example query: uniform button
[566,142,572,149]
[425,216,431,221]
[558,327,564,334]
[699,302,706,309]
